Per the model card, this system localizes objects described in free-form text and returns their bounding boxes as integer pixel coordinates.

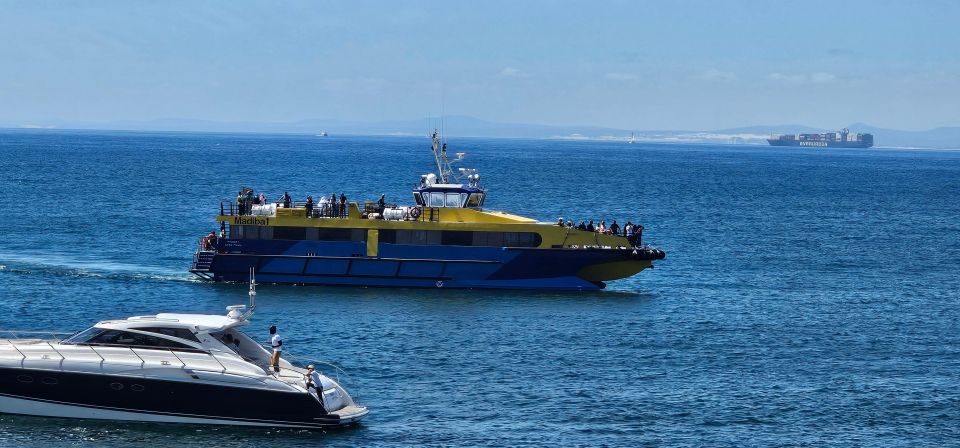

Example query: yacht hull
[0,366,365,428]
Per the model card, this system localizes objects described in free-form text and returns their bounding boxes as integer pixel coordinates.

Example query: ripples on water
[1,131,959,446]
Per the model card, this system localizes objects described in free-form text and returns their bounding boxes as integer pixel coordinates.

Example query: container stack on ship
[767,128,873,148]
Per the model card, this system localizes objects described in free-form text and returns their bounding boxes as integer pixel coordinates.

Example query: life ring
[410,206,422,219]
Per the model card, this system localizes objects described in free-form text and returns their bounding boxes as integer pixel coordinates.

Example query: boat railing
[219,199,354,219]
[0,338,237,375]
[0,330,74,341]
[254,342,349,384]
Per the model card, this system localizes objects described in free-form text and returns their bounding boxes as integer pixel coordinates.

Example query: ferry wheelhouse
[190,132,665,290]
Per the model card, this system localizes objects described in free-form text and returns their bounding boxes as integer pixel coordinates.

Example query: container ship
[767,128,873,148]
[189,131,665,291]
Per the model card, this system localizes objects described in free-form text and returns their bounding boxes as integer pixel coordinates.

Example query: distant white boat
[317,131,328,137]
[628,132,636,144]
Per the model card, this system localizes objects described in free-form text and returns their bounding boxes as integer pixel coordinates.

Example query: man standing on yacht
[269,325,282,373]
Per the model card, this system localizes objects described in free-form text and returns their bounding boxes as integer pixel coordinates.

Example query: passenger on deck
[245,190,254,213]
[236,190,244,215]
[625,222,634,238]
[269,325,282,373]
[598,221,607,234]
[204,231,216,250]
[566,221,574,228]
[587,220,595,232]
[330,193,338,217]
[305,364,321,391]
[280,192,291,208]
[378,194,386,216]
[319,195,329,216]
[305,196,314,218]
[610,220,620,236]
[557,217,564,226]
[339,193,347,218]
[578,221,587,231]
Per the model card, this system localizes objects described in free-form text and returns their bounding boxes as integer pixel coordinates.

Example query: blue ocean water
[1,130,959,447]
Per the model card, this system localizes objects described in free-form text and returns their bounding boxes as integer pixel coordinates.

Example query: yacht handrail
[0,330,74,340]
[255,342,349,383]
[3,335,337,388]
[2,339,235,377]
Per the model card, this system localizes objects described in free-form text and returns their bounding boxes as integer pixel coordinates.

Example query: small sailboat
[628,132,636,144]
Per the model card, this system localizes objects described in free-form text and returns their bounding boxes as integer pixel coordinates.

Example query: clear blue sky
[1,0,958,130]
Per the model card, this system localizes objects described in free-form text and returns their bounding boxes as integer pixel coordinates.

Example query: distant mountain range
[6,116,960,149]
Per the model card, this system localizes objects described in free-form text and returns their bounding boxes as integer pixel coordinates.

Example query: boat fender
[410,206,422,219]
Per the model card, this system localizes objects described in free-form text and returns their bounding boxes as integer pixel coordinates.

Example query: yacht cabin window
[429,192,445,207]
[134,327,201,343]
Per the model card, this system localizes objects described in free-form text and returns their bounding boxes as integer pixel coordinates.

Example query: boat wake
[0,252,197,284]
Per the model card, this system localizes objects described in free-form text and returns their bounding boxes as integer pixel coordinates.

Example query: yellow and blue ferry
[190,132,665,290]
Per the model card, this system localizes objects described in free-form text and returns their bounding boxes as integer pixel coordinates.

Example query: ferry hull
[201,241,662,291]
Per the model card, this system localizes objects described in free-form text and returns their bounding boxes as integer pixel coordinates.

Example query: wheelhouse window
[429,192,445,207]
[445,193,461,208]
[465,193,484,207]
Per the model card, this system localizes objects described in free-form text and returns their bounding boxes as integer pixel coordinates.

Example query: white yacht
[0,272,367,428]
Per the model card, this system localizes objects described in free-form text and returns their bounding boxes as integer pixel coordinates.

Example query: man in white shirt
[305,364,343,411]
[269,325,282,373]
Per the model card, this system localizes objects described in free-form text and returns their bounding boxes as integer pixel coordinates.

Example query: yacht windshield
[62,328,198,351]
[62,327,101,344]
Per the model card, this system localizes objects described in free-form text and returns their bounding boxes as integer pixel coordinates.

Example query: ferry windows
[283,227,368,242]
[413,193,425,206]
[429,193,445,207]
[234,226,369,241]
[350,229,367,242]
[518,232,541,247]
[273,226,306,240]
[473,231,502,247]
[259,226,273,240]
[237,225,258,240]
[441,231,473,246]
[445,193,461,208]
[134,327,201,343]
[380,230,541,247]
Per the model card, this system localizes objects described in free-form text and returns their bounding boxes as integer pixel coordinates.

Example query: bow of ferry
[190,133,665,291]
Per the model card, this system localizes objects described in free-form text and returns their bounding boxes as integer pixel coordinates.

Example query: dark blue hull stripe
[0,392,338,428]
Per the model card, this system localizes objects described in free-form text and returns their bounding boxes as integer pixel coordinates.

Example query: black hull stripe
[0,392,344,428]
